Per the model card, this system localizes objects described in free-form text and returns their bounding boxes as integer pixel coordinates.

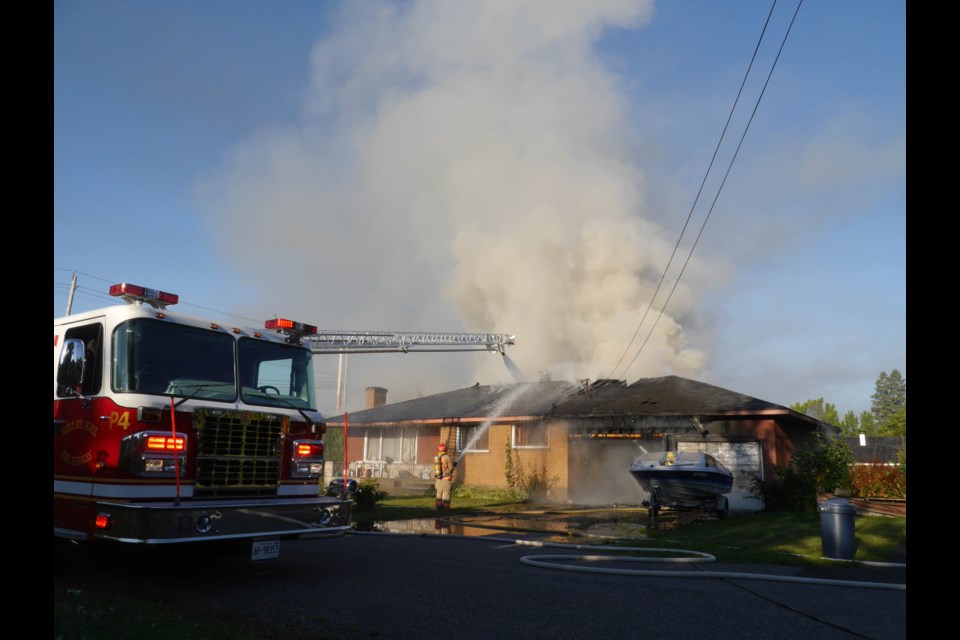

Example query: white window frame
[457,425,490,453]
[363,427,419,463]
[511,423,548,449]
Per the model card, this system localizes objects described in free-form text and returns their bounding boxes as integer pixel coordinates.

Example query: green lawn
[356,492,906,566]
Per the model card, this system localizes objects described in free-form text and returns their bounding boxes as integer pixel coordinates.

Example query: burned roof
[551,376,787,416]
[332,375,798,426]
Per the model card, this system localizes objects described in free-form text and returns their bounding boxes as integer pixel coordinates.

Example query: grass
[356,490,906,566]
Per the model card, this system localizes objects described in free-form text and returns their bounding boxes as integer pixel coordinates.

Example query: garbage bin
[818,498,856,560]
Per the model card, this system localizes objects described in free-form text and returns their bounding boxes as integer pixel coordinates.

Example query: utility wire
[609,0,802,381]
[53,269,261,324]
[606,0,780,381]
[621,0,803,378]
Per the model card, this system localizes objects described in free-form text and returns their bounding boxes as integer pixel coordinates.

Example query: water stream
[454,381,579,465]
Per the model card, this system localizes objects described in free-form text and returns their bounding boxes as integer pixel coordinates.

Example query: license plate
[251,540,280,561]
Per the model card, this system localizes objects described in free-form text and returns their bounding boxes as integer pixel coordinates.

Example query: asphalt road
[56,531,907,640]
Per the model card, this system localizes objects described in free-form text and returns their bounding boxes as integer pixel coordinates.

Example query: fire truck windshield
[111,318,316,409]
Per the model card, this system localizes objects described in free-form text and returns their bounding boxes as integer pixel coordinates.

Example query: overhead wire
[607,0,802,381]
[53,268,261,324]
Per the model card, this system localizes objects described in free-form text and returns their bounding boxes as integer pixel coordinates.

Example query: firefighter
[433,442,456,510]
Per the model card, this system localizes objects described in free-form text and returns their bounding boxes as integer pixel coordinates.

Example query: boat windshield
[633,451,729,470]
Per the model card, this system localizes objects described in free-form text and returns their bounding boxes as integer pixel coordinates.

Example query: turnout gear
[434,443,454,509]
[434,443,452,480]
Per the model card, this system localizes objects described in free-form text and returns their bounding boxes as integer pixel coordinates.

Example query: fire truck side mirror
[57,338,86,388]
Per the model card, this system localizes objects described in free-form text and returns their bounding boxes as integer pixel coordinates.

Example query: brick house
[331,376,835,511]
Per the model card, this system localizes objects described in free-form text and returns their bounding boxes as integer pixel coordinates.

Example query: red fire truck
[53,283,353,559]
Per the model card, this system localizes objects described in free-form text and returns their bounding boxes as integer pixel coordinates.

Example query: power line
[609,0,802,381]
[53,268,261,324]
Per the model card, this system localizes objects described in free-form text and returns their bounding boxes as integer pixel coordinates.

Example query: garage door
[678,441,764,512]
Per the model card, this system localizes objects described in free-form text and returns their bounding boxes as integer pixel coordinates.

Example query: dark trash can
[818,498,856,560]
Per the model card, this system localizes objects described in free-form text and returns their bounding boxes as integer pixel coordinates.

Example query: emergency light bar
[265,318,318,339]
[109,283,179,309]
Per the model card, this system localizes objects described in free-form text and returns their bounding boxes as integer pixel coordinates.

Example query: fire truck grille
[193,408,284,498]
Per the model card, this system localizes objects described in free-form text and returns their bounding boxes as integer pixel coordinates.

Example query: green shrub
[753,465,817,512]
[352,478,387,510]
[791,431,853,496]
[756,430,854,512]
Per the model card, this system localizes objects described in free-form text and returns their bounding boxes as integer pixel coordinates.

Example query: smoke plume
[199,0,712,408]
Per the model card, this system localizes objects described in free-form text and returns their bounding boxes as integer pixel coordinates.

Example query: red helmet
[437,442,447,452]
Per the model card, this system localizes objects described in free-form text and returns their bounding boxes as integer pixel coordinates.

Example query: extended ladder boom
[305,331,516,354]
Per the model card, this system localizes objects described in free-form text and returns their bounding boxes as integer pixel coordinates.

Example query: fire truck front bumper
[89,496,353,544]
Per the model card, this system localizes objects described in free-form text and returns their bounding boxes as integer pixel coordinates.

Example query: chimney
[366,387,388,409]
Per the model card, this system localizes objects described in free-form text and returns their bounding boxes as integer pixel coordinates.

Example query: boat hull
[629,469,733,506]
[628,451,734,510]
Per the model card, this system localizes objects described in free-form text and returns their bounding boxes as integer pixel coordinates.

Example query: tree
[789,398,841,427]
[840,410,860,436]
[325,428,344,470]
[791,430,854,498]
[859,410,876,436]
[871,369,906,435]
[882,405,906,437]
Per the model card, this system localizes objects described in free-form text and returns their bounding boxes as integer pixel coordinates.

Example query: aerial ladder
[302,330,517,411]
[305,331,515,355]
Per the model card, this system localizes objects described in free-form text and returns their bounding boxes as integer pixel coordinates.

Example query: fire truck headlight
[163,459,184,474]
[141,457,185,475]
[145,459,165,473]
[296,462,324,475]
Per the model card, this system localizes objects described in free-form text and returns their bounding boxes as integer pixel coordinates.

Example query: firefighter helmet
[437,442,447,452]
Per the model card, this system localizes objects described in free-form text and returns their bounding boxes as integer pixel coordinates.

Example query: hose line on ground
[347,529,905,591]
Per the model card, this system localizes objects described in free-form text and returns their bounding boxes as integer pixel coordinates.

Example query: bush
[756,430,854,512]
[791,430,853,496]
[352,478,387,510]
[849,460,906,499]
[753,465,817,512]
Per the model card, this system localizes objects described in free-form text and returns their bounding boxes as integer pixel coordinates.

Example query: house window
[458,425,490,452]
[364,427,418,463]
[512,423,547,448]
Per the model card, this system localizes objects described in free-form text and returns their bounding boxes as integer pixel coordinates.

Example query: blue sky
[54,0,905,418]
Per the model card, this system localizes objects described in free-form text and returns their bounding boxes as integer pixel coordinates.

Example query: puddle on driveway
[353,506,694,541]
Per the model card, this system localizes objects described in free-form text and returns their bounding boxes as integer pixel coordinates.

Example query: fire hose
[349,525,905,591]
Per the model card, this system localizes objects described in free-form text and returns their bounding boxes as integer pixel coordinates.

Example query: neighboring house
[331,376,835,512]
[843,435,906,466]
